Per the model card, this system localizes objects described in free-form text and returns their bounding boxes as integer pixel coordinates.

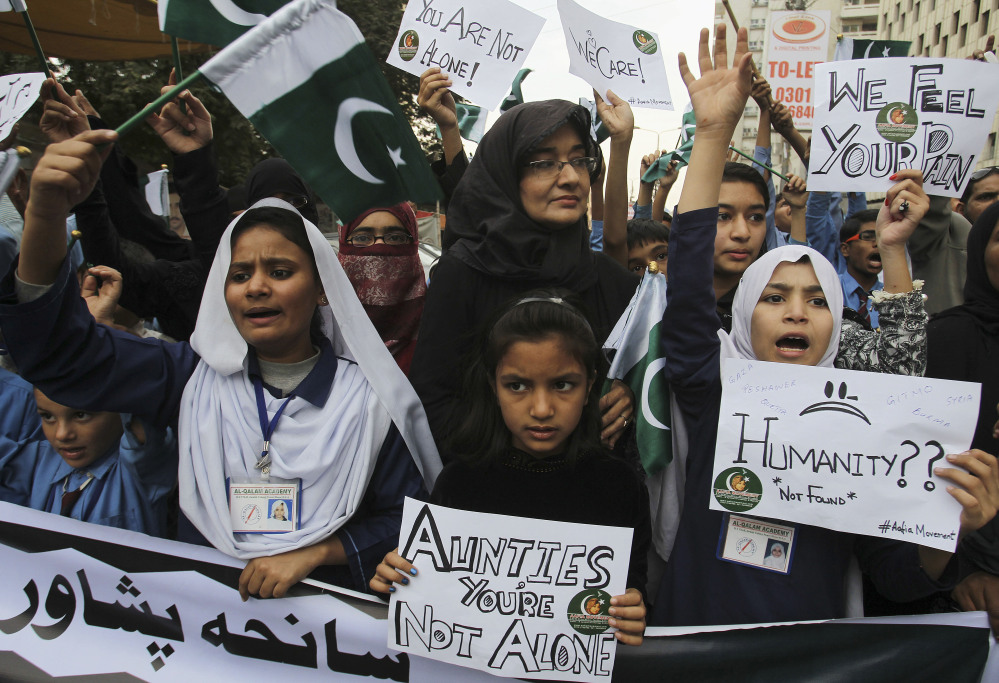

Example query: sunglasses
[844,229,877,243]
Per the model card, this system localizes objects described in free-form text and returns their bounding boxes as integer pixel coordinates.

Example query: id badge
[717,514,796,574]
[228,478,302,534]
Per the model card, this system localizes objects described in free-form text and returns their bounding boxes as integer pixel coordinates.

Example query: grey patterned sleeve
[834,288,927,376]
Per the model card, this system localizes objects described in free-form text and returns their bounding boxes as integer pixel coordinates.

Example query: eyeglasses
[522,157,598,179]
[344,231,414,247]
[844,229,877,243]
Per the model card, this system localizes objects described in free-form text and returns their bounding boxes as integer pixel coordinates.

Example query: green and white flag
[454,103,487,143]
[158,0,288,47]
[200,0,440,222]
[0,0,26,12]
[834,38,911,61]
[499,69,532,112]
[604,269,672,475]
[643,103,694,182]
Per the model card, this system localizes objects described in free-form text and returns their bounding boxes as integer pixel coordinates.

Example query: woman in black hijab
[409,100,638,452]
[926,200,999,627]
[927,200,999,454]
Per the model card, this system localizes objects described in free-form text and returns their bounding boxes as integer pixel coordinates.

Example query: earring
[320,295,329,306]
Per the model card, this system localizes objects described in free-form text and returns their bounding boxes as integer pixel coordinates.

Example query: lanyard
[253,377,294,479]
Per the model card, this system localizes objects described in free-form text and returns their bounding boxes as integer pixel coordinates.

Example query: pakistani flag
[200,0,440,222]
[604,269,672,475]
[642,103,695,182]
[452,103,487,143]
[0,0,26,11]
[159,0,288,47]
[499,69,532,112]
[579,97,610,144]
[834,38,911,61]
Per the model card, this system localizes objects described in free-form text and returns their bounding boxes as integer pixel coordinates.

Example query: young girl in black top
[371,293,651,645]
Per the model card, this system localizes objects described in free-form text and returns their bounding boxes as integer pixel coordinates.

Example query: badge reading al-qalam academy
[633,30,658,55]
[398,30,419,62]
[713,467,763,512]
[875,102,918,143]
[566,589,612,635]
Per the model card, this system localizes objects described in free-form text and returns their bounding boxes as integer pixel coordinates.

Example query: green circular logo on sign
[398,30,419,62]
[875,102,918,142]
[566,589,612,635]
[713,467,763,512]
[633,30,658,54]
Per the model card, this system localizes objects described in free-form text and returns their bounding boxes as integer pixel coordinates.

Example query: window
[983,11,991,37]
[744,106,758,117]
[933,22,941,44]
[914,1,920,20]
[915,35,923,53]
[952,11,960,33]
[942,34,949,56]
[960,23,967,47]
[894,3,900,20]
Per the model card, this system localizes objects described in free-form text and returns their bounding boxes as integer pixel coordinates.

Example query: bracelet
[869,279,924,303]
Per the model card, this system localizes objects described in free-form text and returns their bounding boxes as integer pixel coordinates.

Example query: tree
[0,0,439,184]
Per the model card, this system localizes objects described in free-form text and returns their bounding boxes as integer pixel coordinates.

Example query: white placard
[808,57,999,197]
[557,0,672,111]
[385,0,544,111]
[710,359,981,551]
[388,499,633,682]
[0,73,45,141]
[764,11,830,129]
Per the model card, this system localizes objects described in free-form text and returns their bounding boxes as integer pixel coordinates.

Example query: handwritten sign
[765,11,830,129]
[389,499,633,682]
[0,73,45,141]
[557,0,672,110]
[710,359,980,551]
[386,0,544,110]
[808,58,999,197]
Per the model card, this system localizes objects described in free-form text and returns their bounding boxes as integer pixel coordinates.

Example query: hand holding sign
[418,67,458,130]
[593,90,634,144]
[935,449,999,536]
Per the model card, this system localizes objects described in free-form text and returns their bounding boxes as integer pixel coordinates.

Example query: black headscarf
[245,158,319,226]
[926,200,999,453]
[445,100,602,289]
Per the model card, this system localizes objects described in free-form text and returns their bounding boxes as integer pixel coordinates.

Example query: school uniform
[648,207,951,627]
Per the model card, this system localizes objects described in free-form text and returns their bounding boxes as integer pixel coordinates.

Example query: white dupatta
[179,198,440,559]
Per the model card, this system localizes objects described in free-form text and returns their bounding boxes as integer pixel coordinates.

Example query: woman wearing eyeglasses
[408,97,641,456]
[338,203,425,375]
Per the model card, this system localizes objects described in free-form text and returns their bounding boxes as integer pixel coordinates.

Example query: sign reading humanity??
[711,359,980,552]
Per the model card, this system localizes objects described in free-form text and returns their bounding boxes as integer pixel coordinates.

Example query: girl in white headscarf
[646,25,998,627]
[0,130,441,600]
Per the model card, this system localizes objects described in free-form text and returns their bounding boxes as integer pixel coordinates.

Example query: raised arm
[652,158,679,223]
[418,68,463,166]
[595,89,634,268]
[782,174,809,244]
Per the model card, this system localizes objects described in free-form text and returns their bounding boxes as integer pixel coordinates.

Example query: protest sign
[389,499,633,681]
[807,57,999,197]
[386,0,544,111]
[1,503,995,681]
[765,11,830,129]
[710,359,980,551]
[0,72,44,141]
[557,0,672,111]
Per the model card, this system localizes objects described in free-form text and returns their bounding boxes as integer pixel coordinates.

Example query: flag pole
[720,0,774,106]
[19,9,52,79]
[115,70,205,138]
[728,146,791,182]
[169,36,187,114]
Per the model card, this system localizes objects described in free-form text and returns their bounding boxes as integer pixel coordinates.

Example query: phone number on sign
[775,87,812,104]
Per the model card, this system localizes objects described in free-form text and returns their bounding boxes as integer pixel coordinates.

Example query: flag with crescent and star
[199,0,440,222]
[833,38,911,61]
[603,268,672,475]
[158,0,289,47]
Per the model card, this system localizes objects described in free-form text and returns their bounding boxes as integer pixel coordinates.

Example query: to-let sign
[765,11,831,129]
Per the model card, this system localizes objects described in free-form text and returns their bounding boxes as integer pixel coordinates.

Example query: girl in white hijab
[0,130,441,600]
